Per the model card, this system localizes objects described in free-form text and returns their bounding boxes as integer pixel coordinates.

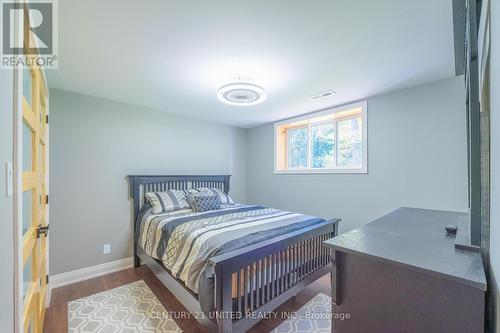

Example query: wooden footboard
[209,219,338,333]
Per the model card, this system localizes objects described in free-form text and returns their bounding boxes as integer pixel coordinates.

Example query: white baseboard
[49,257,134,291]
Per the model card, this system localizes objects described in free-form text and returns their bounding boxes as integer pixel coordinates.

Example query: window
[274,101,367,173]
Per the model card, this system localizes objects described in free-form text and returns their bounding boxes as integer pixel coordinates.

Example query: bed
[129,175,339,333]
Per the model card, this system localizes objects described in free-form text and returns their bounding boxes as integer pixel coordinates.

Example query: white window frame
[274,101,368,174]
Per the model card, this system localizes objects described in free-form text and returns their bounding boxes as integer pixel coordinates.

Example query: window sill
[274,168,368,175]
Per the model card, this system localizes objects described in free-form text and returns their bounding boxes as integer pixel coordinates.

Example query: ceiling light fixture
[217,82,266,106]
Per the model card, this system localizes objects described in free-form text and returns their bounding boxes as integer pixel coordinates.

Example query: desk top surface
[324,207,486,290]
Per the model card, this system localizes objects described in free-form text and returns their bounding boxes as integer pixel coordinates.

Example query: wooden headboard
[128,175,230,267]
[128,174,231,222]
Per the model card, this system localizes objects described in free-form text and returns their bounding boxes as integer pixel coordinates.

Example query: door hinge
[46,275,49,284]
[45,115,49,124]
[46,194,49,205]
[36,225,49,238]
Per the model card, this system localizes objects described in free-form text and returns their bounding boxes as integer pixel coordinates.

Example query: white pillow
[145,190,191,214]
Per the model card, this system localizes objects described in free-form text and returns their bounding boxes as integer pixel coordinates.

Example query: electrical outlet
[103,244,111,254]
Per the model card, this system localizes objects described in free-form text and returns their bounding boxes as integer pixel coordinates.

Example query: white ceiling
[48,0,456,128]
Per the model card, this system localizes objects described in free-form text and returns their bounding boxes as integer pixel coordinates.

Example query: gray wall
[247,76,468,233]
[0,70,14,331]
[49,89,247,274]
[490,0,499,331]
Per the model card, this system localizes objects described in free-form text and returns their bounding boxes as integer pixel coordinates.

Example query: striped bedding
[136,203,326,313]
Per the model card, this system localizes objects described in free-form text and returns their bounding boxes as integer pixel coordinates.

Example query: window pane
[288,127,308,168]
[23,122,33,171]
[311,123,335,168]
[337,117,363,167]
[23,68,32,105]
[23,190,33,235]
[23,254,32,302]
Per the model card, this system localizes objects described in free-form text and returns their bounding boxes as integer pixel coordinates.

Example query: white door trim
[12,2,23,330]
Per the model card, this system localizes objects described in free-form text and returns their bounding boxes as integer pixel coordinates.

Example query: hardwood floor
[44,265,331,333]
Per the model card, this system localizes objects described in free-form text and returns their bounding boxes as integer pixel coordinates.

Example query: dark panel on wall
[453,0,466,75]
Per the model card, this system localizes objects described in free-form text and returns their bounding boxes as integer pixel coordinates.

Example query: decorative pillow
[188,193,221,212]
[145,190,191,214]
[196,187,234,205]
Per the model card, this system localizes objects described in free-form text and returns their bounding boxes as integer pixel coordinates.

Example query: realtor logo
[1,0,58,68]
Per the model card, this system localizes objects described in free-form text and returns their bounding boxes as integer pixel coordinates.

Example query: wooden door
[21,54,49,333]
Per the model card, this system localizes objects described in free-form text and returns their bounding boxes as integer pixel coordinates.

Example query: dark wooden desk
[324,207,486,333]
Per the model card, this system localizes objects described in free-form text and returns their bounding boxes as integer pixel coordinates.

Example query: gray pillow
[188,193,221,212]
[195,187,234,204]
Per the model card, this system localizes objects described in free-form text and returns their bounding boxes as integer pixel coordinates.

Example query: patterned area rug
[68,280,182,333]
[271,293,331,333]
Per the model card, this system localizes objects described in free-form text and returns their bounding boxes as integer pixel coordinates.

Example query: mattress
[136,203,326,313]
